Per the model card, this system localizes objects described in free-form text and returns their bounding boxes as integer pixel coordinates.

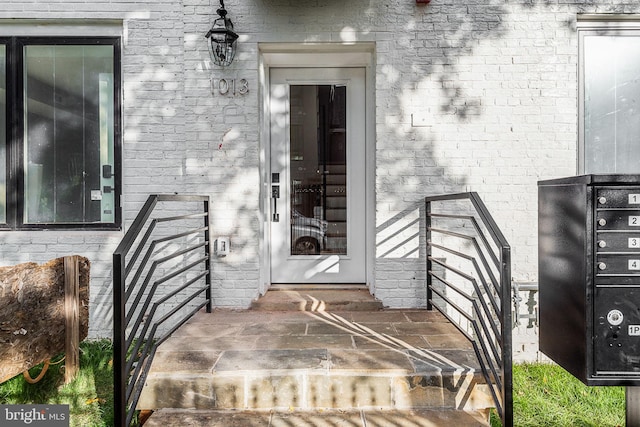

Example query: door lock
[271,179,280,222]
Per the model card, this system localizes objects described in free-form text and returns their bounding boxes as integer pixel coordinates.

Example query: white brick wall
[2,1,640,341]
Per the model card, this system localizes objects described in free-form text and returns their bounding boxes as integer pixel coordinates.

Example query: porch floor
[141,290,492,426]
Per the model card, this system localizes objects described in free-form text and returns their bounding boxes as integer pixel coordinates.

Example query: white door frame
[258,43,376,295]
[269,67,366,283]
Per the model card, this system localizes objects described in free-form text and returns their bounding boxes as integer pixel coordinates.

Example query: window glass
[0,45,5,223]
[23,44,115,224]
[584,35,640,173]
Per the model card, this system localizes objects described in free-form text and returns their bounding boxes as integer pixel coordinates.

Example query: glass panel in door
[290,84,347,256]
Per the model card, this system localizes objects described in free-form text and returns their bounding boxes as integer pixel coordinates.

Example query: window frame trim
[1,36,122,231]
[0,37,10,230]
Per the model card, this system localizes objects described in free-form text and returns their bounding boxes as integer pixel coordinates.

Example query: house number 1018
[211,78,249,96]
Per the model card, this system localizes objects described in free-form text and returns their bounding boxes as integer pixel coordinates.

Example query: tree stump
[0,257,90,384]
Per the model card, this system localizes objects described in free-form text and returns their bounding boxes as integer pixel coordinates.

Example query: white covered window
[579,21,640,174]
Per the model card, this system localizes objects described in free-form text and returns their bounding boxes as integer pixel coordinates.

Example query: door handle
[272,185,280,222]
[102,164,113,179]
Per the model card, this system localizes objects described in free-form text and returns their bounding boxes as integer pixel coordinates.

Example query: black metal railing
[113,194,211,426]
[426,192,512,427]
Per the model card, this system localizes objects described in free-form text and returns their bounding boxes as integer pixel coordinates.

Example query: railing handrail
[426,192,509,246]
[113,194,211,426]
[114,194,210,257]
[425,191,513,427]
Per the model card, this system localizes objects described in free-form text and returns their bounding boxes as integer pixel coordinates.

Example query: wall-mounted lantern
[205,0,238,67]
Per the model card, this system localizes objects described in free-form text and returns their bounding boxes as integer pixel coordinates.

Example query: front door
[269,67,366,283]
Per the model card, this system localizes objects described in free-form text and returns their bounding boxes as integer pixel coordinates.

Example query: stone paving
[141,290,493,426]
[144,408,491,426]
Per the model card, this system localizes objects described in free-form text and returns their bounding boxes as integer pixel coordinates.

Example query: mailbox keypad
[594,288,640,374]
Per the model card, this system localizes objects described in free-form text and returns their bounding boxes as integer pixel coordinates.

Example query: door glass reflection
[290,85,347,255]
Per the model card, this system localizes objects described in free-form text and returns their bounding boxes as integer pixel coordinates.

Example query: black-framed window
[1,37,121,230]
[579,23,640,174]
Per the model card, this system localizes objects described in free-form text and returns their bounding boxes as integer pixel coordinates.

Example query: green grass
[0,340,114,427]
[505,362,625,427]
[0,344,627,427]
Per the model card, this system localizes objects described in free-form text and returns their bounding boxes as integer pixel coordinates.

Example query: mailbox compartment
[597,188,640,208]
[596,232,640,253]
[594,287,640,374]
[596,210,640,231]
[539,174,640,386]
[596,254,640,277]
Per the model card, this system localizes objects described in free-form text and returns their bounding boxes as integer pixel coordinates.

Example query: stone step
[138,354,493,412]
[137,310,493,414]
[143,408,492,426]
[250,289,385,312]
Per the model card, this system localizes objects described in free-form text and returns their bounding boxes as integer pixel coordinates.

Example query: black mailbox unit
[539,174,640,386]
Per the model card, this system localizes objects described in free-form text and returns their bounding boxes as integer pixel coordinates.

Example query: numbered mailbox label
[629,325,640,336]
[630,194,640,205]
[630,238,640,248]
[629,260,640,270]
[630,216,640,226]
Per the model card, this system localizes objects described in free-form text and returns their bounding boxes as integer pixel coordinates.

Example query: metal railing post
[501,245,513,427]
[426,198,433,311]
[113,251,127,426]
[204,198,212,313]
